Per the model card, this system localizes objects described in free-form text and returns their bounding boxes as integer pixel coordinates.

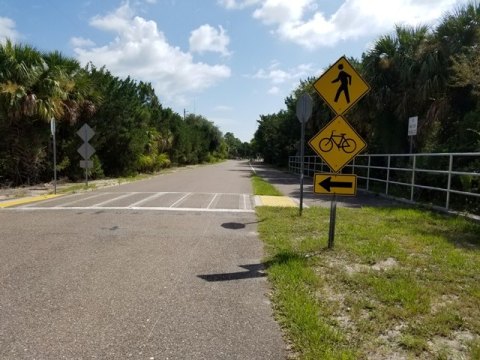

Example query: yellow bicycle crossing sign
[308,115,366,172]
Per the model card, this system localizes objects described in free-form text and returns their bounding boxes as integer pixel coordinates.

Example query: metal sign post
[408,116,418,154]
[328,195,337,249]
[51,119,57,194]
[296,93,313,216]
[309,55,371,249]
[77,124,95,187]
[84,130,88,186]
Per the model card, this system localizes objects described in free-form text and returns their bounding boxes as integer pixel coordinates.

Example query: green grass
[56,183,97,193]
[256,205,480,359]
[117,173,153,184]
[251,174,283,196]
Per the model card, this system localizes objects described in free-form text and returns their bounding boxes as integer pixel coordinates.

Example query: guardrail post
[386,155,391,195]
[446,154,453,210]
[410,154,416,201]
[366,156,371,191]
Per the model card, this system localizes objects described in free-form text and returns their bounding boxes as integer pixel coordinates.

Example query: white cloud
[217,0,261,10]
[253,0,313,25]
[252,62,313,84]
[214,105,233,111]
[251,61,312,96]
[0,17,20,43]
[227,0,465,49]
[189,24,231,56]
[70,36,96,48]
[145,0,158,3]
[268,86,280,95]
[74,4,230,105]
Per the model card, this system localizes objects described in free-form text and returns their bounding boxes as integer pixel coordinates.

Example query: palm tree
[0,40,46,121]
[430,2,480,151]
[0,42,99,185]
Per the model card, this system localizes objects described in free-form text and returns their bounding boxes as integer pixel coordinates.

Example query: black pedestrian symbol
[332,64,352,103]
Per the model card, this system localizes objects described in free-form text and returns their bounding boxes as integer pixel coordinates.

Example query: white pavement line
[243,194,248,210]
[169,193,192,208]
[9,206,255,213]
[249,162,257,174]
[207,193,219,209]
[128,192,165,207]
[90,193,138,207]
[56,193,112,207]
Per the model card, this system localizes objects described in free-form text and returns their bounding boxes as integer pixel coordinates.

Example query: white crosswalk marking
[207,193,219,209]
[170,193,192,208]
[9,192,255,213]
[127,192,166,207]
[90,193,138,207]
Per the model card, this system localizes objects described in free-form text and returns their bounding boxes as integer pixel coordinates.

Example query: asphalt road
[0,161,286,359]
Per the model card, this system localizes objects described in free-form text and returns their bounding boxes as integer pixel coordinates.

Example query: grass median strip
[256,206,480,359]
[251,174,283,196]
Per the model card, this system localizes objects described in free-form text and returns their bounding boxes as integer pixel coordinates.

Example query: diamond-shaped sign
[308,116,367,172]
[77,142,95,160]
[77,123,95,142]
[314,56,370,115]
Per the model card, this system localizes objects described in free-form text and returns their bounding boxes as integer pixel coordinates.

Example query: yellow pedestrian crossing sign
[308,115,367,173]
[313,56,370,115]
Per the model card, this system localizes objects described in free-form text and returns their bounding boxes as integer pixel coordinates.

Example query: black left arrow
[319,177,353,192]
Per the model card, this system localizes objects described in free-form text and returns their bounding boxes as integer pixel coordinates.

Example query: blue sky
[0,0,470,141]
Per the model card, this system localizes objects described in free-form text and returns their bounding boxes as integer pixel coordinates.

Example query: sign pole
[300,121,305,215]
[328,195,337,249]
[84,126,88,187]
[51,119,57,194]
[408,116,418,154]
[77,123,95,186]
[296,93,313,216]
[308,55,371,251]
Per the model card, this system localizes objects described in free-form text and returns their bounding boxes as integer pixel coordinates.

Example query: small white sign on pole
[408,116,418,136]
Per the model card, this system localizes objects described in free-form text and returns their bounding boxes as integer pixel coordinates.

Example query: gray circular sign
[296,93,313,123]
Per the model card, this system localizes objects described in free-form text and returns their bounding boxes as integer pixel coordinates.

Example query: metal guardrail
[289,153,480,214]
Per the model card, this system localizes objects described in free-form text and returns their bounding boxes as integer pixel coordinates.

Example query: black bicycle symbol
[319,131,357,153]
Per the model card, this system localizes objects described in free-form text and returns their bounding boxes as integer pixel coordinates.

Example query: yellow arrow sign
[314,173,357,196]
[308,115,367,173]
[314,56,370,115]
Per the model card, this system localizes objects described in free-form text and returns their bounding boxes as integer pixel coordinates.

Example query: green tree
[0,41,98,184]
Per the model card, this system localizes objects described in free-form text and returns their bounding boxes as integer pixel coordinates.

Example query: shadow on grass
[263,251,308,267]
[366,206,480,250]
[419,220,480,250]
[197,252,307,282]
